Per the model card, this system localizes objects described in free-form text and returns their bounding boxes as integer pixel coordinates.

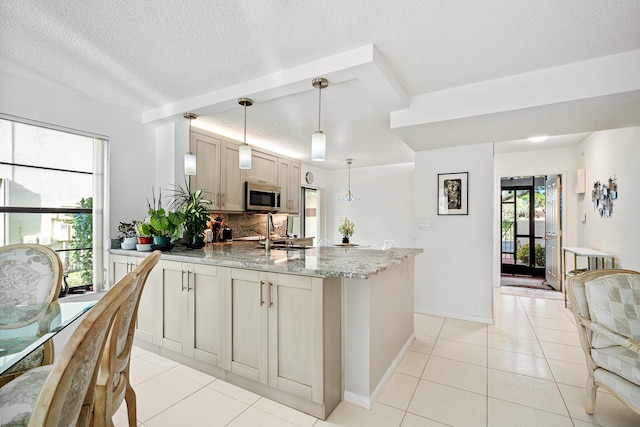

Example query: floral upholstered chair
[0,272,138,427]
[566,269,640,416]
[0,244,63,387]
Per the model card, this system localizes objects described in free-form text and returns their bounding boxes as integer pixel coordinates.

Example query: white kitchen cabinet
[278,158,301,214]
[223,269,341,415]
[160,260,222,366]
[244,150,278,186]
[189,131,244,212]
[220,141,244,211]
[109,254,161,345]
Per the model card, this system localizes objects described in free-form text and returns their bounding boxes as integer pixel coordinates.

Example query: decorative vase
[138,236,153,244]
[153,236,171,246]
[342,237,350,244]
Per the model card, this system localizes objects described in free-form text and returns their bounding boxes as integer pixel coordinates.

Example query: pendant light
[311,77,328,162]
[340,159,359,202]
[238,98,253,169]
[183,113,198,176]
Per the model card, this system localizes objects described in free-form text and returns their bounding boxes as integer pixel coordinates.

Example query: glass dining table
[0,300,95,376]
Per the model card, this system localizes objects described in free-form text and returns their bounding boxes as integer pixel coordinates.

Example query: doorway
[301,187,318,242]
[500,174,563,292]
[501,176,546,277]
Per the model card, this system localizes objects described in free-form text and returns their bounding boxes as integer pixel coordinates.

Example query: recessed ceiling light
[528,135,549,143]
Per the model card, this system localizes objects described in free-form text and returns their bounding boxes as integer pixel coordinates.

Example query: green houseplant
[338,217,355,244]
[147,208,184,245]
[135,220,153,244]
[146,187,185,246]
[117,220,138,249]
[169,182,212,244]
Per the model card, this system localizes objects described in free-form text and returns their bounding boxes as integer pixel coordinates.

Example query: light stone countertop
[111,241,422,279]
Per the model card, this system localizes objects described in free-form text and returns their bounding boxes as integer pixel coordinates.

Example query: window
[0,114,108,292]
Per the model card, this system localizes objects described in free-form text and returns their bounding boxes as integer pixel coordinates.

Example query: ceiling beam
[141,44,408,125]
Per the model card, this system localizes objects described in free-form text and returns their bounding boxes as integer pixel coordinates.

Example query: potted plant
[117,221,138,249]
[338,217,355,244]
[147,208,184,246]
[170,183,212,244]
[135,220,153,244]
[146,187,185,246]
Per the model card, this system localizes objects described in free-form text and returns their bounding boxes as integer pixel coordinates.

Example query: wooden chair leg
[585,375,597,414]
[124,382,137,427]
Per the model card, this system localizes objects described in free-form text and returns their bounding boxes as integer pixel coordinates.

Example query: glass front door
[501,176,545,276]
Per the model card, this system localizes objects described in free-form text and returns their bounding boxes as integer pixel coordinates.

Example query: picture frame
[438,172,468,215]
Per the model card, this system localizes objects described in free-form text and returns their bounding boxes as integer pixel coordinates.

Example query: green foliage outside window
[516,242,545,267]
[70,197,93,285]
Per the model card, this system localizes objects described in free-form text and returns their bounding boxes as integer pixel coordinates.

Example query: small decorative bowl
[136,243,153,252]
[121,242,136,250]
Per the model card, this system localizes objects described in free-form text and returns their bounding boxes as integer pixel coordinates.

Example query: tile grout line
[518,294,577,424]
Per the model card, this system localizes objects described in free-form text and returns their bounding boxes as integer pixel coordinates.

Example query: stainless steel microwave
[245,181,281,212]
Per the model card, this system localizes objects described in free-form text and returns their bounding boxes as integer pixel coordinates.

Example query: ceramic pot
[121,236,137,250]
[138,236,153,244]
[153,236,171,246]
[342,237,350,244]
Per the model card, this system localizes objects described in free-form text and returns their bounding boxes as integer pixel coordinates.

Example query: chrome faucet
[265,212,272,254]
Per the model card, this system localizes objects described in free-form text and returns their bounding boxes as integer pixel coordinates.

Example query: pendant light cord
[317,84,322,132]
[243,103,247,144]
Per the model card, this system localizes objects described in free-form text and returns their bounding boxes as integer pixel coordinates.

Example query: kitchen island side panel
[343,259,415,407]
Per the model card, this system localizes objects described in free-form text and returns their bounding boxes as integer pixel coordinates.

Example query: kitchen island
[111,242,422,418]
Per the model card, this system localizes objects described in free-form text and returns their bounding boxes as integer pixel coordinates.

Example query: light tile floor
[113,288,640,427]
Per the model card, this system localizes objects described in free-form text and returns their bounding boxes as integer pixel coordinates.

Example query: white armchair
[566,269,640,416]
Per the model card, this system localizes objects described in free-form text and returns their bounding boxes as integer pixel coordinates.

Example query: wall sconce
[238,98,253,169]
[183,112,198,175]
[311,77,328,162]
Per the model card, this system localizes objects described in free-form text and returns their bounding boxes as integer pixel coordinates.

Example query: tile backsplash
[209,212,288,238]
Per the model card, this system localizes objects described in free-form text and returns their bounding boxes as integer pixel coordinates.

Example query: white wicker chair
[566,269,640,416]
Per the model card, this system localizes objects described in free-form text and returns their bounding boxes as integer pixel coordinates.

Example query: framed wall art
[438,172,468,215]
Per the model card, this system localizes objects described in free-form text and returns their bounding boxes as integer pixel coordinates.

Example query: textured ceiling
[2,0,640,169]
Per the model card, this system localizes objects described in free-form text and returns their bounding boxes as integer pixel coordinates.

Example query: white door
[545,175,561,290]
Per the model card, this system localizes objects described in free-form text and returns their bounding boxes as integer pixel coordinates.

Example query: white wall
[414,143,494,323]
[0,70,156,237]
[493,145,579,285]
[326,163,415,248]
[576,127,640,270]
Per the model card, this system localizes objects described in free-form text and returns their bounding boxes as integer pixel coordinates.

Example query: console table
[562,246,615,306]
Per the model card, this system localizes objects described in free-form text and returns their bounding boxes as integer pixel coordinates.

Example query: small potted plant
[136,220,153,244]
[338,217,355,244]
[117,221,138,249]
[147,208,184,246]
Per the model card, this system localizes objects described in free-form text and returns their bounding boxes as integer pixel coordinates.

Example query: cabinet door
[289,161,301,214]
[228,268,268,384]
[268,274,318,400]
[190,132,222,209]
[160,261,189,354]
[135,260,162,345]
[245,150,278,186]
[186,264,221,365]
[110,255,132,286]
[277,158,291,213]
[220,142,244,211]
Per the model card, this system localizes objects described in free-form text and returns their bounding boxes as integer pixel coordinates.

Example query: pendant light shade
[311,77,328,162]
[311,131,326,161]
[183,113,198,175]
[340,159,359,202]
[238,98,253,169]
[184,152,197,175]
